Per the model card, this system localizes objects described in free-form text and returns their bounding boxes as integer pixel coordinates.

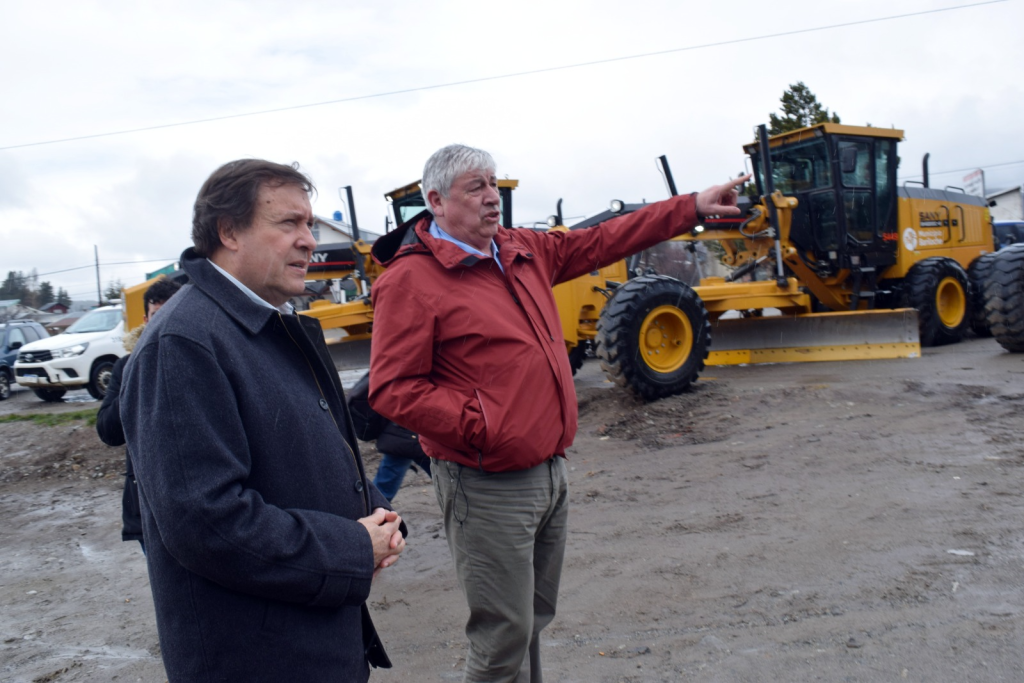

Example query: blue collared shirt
[428,220,504,273]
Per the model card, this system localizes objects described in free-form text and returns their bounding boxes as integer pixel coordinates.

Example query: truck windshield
[66,309,121,334]
[753,138,833,195]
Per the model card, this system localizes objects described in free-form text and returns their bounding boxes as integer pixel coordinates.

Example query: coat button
[319,398,329,410]
[354,480,364,493]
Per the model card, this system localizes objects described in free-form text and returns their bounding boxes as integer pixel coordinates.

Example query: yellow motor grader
[590,122,996,398]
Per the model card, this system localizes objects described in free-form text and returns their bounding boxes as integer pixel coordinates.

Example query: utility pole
[94,245,102,305]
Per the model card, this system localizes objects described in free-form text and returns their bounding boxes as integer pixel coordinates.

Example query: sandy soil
[2,337,1024,682]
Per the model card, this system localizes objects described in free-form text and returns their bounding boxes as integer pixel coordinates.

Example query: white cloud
[2,0,1022,296]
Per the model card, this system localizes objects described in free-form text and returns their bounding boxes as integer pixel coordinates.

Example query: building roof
[986,185,1021,199]
[314,215,382,243]
[40,302,68,312]
[47,312,86,328]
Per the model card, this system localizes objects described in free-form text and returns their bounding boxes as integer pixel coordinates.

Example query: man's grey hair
[422,144,496,215]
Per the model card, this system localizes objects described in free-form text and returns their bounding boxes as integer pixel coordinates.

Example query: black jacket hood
[371,209,432,266]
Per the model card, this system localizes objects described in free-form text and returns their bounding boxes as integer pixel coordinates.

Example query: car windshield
[65,309,121,334]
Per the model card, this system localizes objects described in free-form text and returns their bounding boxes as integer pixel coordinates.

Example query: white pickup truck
[14,305,126,401]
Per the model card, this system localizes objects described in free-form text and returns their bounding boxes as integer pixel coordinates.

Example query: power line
[104,258,178,267]
[0,0,1005,152]
[3,258,177,282]
[26,258,177,278]
[899,158,1024,180]
[32,264,95,277]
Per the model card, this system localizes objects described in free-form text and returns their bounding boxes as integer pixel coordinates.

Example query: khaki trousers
[432,457,569,683]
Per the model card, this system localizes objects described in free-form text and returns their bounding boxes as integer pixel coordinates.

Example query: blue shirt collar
[428,220,503,272]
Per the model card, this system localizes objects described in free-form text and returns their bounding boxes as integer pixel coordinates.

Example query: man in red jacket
[369,144,746,682]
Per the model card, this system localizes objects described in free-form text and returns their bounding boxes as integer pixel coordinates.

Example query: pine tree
[37,281,55,306]
[56,287,72,307]
[768,82,841,135]
[103,279,125,304]
[0,271,28,302]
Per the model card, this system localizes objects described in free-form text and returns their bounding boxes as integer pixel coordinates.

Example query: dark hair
[144,278,182,312]
[191,159,315,257]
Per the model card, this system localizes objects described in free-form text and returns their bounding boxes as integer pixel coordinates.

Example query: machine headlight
[610,199,624,214]
[55,342,89,358]
[546,216,558,228]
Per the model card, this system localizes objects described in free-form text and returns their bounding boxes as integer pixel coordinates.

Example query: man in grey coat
[120,159,405,682]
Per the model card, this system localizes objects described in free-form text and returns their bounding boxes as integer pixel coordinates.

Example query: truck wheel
[983,244,1024,352]
[87,360,116,400]
[33,388,66,402]
[904,258,970,346]
[968,252,997,337]
[0,370,10,401]
[596,275,710,401]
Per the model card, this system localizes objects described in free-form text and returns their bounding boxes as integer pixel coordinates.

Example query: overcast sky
[1,0,1020,302]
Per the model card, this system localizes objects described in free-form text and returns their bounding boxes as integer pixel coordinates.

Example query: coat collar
[370,211,534,271]
[180,248,278,336]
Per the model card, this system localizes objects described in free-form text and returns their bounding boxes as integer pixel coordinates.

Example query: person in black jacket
[374,422,432,501]
[119,159,405,682]
[347,371,431,501]
[95,277,182,553]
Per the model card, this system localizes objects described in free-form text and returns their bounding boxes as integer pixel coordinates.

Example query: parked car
[14,306,126,401]
[993,221,1024,249]
[0,320,50,400]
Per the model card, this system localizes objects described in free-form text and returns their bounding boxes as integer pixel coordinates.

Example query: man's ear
[217,217,240,252]
[426,189,445,218]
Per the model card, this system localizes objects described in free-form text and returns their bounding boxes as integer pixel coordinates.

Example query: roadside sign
[963,169,986,197]
[145,263,178,280]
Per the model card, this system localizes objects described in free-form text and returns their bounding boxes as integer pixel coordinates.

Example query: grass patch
[0,408,100,427]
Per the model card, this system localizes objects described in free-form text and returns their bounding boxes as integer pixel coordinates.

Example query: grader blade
[706,309,921,366]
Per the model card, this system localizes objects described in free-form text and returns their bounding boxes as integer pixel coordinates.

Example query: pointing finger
[723,174,752,190]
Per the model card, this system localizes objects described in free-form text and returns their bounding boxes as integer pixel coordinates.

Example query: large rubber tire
[968,252,998,337]
[87,359,116,400]
[33,388,66,402]
[983,243,1024,352]
[903,258,970,347]
[596,275,710,401]
[0,369,10,401]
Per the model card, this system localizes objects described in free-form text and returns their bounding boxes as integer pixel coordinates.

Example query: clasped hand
[358,507,405,578]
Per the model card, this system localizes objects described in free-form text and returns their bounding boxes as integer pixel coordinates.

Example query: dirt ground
[2,337,1024,682]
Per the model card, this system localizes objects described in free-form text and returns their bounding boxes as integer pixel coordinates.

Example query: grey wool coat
[121,249,399,682]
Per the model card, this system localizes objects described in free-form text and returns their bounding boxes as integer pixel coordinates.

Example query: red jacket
[368,193,699,472]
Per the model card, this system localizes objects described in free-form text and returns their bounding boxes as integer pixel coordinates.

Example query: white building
[312,214,382,245]
[987,186,1023,221]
